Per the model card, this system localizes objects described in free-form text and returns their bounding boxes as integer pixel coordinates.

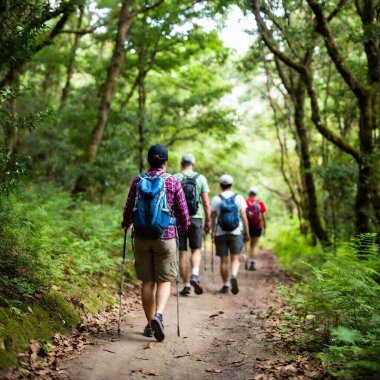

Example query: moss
[0,292,80,370]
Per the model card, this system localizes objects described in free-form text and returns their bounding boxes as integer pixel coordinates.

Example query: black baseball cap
[147,144,168,167]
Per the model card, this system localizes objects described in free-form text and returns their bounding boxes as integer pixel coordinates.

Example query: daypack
[133,173,174,239]
[181,173,200,216]
[246,199,262,228]
[218,194,240,232]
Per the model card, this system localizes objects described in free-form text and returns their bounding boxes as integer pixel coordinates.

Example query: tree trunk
[294,80,330,245]
[60,6,84,110]
[137,73,146,172]
[86,0,134,163]
[356,95,377,234]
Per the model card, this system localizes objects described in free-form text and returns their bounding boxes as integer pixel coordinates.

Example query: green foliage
[267,217,326,275]
[0,183,135,301]
[279,232,380,379]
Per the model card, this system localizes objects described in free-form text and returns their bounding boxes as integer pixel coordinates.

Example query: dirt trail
[63,249,286,380]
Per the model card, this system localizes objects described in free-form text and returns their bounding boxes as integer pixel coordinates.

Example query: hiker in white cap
[175,154,211,296]
[210,174,250,295]
[245,187,267,270]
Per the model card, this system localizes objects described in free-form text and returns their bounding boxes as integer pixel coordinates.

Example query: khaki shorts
[134,238,177,282]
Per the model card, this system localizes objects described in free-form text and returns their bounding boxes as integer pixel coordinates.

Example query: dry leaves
[1,287,141,379]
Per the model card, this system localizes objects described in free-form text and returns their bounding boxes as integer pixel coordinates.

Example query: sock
[249,259,255,264]
[224,282,229,287]
[192,267,199,276]
[231,272,238,278]
[154,312,163,321]
[185,282,191,287]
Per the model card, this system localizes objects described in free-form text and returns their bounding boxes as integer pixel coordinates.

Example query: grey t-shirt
[174,170,210,220]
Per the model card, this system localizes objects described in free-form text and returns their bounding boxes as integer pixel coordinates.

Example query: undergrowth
[270,219,380,379]
[0,183,136,369]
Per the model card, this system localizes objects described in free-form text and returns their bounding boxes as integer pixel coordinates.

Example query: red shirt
[122,168,190,239]
[246,197,266,229]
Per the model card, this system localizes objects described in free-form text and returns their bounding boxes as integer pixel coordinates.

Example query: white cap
[248,186,258,195]
[181,154,196,165]
[219,174,233,185]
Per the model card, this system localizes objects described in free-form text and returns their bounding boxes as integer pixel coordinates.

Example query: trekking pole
[211,238,214,274]
[203,234,207,272]
[117,229,128,336]
[176,238,180,337]
[245,242,248,279]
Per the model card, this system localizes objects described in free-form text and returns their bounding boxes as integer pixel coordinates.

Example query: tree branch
[251,0,305,74]
[306,0,367,97]
[327,0,348,21]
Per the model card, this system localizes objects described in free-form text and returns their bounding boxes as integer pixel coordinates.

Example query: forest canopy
[0,0,379,378]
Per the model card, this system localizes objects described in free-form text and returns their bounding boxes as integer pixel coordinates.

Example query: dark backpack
[218,194,240,232]
[181,173,200,216]
[246,199,261,228]
[132,173,175,239]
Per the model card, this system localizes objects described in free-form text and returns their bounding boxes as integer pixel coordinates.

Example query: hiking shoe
[231,277,239,295]
[249,261,256,271]
[179,286,191,296]
[220,285,229,294]
[150,315,165,342]
[143,323,154,338]
[190,274,203,295]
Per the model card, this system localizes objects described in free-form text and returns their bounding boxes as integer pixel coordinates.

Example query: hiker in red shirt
[245,187,267,271]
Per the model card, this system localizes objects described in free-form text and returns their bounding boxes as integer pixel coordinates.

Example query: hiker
[245,187,267,271]
[210,174,250,295]
[122,144,190,342]
[175,154,211,296]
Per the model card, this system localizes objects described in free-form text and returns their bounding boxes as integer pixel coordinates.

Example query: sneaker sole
[231,278,239,295]
[150,317,165,342]
[190,279,204,295]
[143,329,154,338]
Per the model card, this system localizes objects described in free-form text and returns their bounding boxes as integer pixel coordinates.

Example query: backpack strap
[218,194,225,201]
[160,172,172,181]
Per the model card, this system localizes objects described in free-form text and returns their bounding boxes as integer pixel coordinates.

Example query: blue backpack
[133,173,175,239]
[218,194,240,232]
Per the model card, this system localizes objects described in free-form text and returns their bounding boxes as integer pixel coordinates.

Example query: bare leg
[179,251,188,283]
[230,254,240,277]
[220,256,229,282]
[190,248,201,272]
[249,237,260,259]
[141,281,156,322]
[155,281,172,315]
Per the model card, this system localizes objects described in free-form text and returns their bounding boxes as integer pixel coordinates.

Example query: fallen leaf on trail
[205,368,223,373]
[143,342,155,350]
[209,313,219,318]
[174,352,190,358]
[132,368,160,376]
[218,311,224,314]
[253,374,268,380]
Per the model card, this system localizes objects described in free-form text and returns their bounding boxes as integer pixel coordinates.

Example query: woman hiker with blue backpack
[122,144,190,342]
[210,174,250,295]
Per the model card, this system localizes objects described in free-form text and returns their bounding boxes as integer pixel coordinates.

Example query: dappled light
[0,1,379,379]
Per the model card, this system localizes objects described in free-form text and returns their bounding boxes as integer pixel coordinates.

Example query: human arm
[211,211,217,241]
[201,192,211,234]
[240,208,250,242]
[262,213,267,231]
[121,177,139,230]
